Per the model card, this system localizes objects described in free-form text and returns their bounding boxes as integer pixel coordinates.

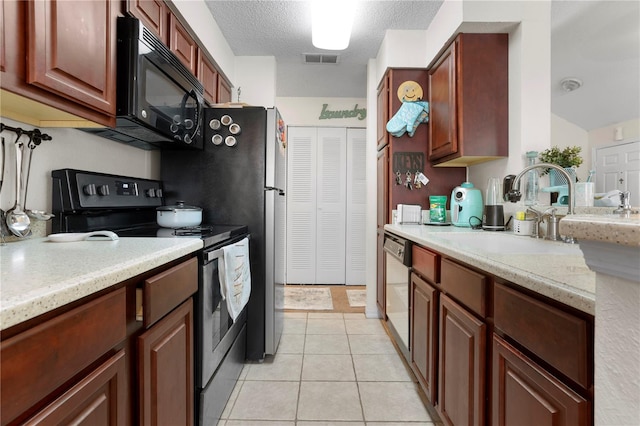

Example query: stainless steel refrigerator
[161,106,286,360]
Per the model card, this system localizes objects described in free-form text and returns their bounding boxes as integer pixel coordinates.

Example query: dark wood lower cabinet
[138,298,194,426]
[437,294,486,426]
[410,272,438,403]
[492,335,591,426]
[24,349,127,425]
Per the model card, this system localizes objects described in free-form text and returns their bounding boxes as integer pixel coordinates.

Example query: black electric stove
[114,224,247,248]
[51,168,247,248]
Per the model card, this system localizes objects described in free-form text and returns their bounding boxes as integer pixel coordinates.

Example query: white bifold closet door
[287,127,365,285]
[345,128,366,285]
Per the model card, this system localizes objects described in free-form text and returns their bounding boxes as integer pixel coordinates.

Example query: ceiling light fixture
[560,77,583,92]
[312,0,356,50]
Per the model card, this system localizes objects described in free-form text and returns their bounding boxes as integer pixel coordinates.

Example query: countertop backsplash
[1,117,161,242]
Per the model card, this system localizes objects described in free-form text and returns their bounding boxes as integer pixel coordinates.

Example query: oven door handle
[206,248,224,262]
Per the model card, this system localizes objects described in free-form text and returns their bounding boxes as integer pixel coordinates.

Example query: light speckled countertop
[0,237,203,330]
[560,213,640,247]
[385,224,595,315]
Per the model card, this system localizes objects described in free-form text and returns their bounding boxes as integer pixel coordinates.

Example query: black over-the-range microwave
[82,17,204,150]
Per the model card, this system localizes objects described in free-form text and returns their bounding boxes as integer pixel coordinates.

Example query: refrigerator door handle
[264,186,285,196]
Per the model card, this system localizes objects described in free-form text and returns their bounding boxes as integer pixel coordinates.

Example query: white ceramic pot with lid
[156,201,202,228]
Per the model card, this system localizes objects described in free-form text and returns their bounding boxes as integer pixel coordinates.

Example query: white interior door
[316,128,347,284]
[595,141,640,204]
[346,128,367,285]
[286,127,317,284]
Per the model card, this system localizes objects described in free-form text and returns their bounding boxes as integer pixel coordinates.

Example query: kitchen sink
[434,231,582,255]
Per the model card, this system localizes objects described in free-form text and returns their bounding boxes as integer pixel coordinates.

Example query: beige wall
[550,113,589,181]
[0,117,159,221]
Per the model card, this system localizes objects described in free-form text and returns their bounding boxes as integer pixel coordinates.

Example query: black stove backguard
[51,169,164,233]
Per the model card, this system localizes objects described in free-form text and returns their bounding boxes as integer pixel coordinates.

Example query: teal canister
[429,195,448,223]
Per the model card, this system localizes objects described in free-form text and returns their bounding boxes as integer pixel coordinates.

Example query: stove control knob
[155,189,163,198]
[97,185,110,196]
[146,188,156,198]
[83,184,97,196]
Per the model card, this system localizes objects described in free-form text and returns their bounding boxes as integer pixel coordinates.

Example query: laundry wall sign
[318,104,367,121]
[386,80,429,138]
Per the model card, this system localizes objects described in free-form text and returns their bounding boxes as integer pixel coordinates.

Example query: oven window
[210,260,232,349]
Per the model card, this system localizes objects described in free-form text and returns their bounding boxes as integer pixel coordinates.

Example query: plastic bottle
[524,151,539,206]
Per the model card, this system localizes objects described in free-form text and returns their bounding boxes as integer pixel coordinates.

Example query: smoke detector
[560,77,583,92]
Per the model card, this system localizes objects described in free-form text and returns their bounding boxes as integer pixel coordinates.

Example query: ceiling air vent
[303,53,339,64]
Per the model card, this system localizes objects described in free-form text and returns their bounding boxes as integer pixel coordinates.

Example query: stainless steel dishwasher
[383,232,412,361]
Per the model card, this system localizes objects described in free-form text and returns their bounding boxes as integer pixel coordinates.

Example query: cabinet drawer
[494,283,591,389]
[1,288,126,425]
[440,258,487,317]
[412,245,439,284]
[143,257,198,328]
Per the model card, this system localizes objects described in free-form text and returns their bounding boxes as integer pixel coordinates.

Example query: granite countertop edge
[385,224,596,315]
[1,238,203,331]
[559,213,640,247]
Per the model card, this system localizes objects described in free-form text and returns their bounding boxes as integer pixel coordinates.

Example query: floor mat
[346,289,367,307]
[280,287,334,310]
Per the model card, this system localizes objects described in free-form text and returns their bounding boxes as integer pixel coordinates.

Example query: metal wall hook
[0,123,52,148]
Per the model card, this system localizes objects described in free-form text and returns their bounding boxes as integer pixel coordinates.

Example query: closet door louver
[346,128,367,285]
[286,127,318,284]
[316,128,347,284]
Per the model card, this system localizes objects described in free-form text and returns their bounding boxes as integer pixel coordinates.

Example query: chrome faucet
[613,191,639,215]
[526,207,544,239]
[506,163,576,243]
[506,163,576,215]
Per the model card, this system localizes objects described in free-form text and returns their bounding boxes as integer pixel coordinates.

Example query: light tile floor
[218,312,442,425]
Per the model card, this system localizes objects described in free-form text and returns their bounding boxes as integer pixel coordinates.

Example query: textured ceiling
[550,0,639,131]
[204,1,444,97]
[204,0,639,131]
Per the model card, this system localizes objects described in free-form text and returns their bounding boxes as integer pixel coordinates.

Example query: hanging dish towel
[219,237,251,322]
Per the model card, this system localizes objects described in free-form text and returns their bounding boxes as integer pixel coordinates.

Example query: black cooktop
[115,223,248,248]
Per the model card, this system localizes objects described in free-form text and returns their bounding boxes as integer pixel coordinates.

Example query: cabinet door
[376,229,385,315]
[127,0,168,43]
[198,50,218,104]
[492,335,591,426]
[138,298,194,426]
[218,76,232,103]
[25,350,127,426]
[377,145,389,228]
[428,41,458,161]
[169,14,197,75]
[411,272,438,404]
[1,288,126,425]
[438,294,486,426]
[28,0,118,115]
[376,75,389,149]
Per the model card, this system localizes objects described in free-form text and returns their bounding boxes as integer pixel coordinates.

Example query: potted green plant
[538,145,583,184]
